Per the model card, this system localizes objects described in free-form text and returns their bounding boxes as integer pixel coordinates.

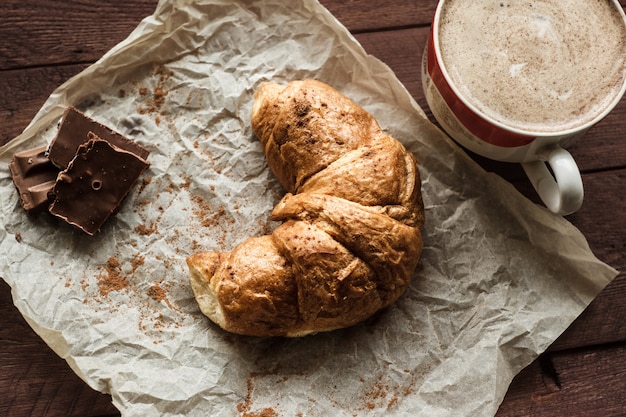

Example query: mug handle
[521,147,584,215]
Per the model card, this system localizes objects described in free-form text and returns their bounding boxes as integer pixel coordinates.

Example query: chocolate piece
[9,145,60,214]
[49,133,149,235]
[48,106,150,169]
[8,106,151,234]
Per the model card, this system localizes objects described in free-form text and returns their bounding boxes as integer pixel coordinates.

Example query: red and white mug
[422,0,626,215]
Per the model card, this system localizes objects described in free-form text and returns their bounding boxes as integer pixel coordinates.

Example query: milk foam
[438,0,626,133]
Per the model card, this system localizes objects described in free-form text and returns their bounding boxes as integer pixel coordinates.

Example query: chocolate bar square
[47,106,150,169]
[9,145,60,214]
[49,133,149,236]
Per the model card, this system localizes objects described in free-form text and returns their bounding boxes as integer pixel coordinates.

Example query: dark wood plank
[546,169,626,350]
[566,170,626,268]
[355,28,429,103]
[0,280,119,417]
[0,0,157,70]
[321,0,436,32]
[0,0,437,72]
[0,65,88,145]
[497,343,626,417]
[551,274,626,351]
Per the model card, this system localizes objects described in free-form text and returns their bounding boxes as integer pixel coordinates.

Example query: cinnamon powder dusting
[147,282,176,310]
[69,246,188,342]
[136,66,173,126]
[237,377,278,417]
[131,252,145,272]
[191,194,234,230]
[235,363,417,415]
[97,257,130,296]
[135,222,158,236]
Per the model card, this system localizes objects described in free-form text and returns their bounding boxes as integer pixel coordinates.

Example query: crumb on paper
[234,363,423,416]
[135,222,159,236]
[137,177,152,195]
[97,256,130,297]
[136,66,174,125]
[63,249,191,341]
[237,376,279,417]
[147,282,176,311]
[131,252,145,272]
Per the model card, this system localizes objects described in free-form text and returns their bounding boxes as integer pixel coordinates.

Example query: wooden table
[1,1,625,415]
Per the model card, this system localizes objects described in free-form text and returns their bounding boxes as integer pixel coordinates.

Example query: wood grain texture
[0,281,119,417]
[320,0,435,32]
[1,0,625,416]
[497,344,626,417]
[0,65,88,144]
[552,274,626,350]
[0,0,157,70]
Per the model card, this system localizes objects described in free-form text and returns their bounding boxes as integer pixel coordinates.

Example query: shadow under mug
[422,0,626,216]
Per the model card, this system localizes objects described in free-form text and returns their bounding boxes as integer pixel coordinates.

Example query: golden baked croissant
[186,80,424,337]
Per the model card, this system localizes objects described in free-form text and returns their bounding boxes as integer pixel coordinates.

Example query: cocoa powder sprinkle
[97,257,130,296]
[147,283,176,311]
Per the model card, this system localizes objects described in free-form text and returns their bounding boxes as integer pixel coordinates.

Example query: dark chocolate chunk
[48,106,150,169]
[9,145,60,214]
[49,133,149,236]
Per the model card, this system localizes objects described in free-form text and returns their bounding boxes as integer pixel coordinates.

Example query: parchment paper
[0,0,618,416]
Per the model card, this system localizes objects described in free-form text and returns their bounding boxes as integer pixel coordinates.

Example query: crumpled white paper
[0,0,618,416]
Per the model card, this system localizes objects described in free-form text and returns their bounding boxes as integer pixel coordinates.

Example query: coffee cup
[422,0,626,215]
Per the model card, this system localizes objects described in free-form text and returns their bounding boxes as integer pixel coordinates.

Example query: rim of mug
[431,0,626,139]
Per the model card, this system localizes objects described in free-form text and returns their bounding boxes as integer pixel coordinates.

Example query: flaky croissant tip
[187,252,226,330]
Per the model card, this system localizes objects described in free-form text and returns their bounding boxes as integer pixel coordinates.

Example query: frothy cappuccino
[438,0,626,133]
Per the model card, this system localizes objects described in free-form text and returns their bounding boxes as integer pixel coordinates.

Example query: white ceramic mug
[422,0,626,215]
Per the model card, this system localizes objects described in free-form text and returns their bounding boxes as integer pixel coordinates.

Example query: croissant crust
[187,80,424,337]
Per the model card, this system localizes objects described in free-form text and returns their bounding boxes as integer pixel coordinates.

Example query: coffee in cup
[423,0,626,215]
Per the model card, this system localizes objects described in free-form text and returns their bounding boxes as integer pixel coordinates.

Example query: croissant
[186,80,424,337]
